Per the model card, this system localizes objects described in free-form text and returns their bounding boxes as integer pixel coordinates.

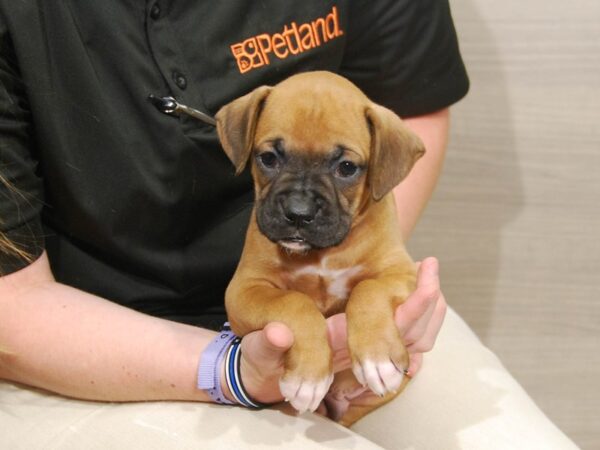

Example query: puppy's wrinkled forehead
[254,73,371,155]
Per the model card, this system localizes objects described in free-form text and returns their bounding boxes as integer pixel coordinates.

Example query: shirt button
[173,71,187,90]
[150,3,161,20]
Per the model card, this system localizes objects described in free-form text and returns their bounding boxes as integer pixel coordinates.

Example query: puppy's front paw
[349,326,408,397]
[280,343,333,413]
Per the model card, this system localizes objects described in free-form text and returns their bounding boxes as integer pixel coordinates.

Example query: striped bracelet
[223,337,267,409]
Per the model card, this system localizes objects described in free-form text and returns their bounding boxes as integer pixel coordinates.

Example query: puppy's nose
[282,193,317,226]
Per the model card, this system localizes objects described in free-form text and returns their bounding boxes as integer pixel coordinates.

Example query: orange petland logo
[231,6,343,74]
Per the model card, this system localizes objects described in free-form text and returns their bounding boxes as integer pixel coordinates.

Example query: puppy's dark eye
[335,160,359,178]
[257,151,278,169]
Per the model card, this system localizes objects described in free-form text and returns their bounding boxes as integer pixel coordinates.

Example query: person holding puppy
[0,1,575,449]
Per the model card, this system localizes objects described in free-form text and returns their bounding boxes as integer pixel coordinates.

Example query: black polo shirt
[0,0,468,327]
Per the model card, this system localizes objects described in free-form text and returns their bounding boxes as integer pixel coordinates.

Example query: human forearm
[0,253,216,402]
[394,108,450,240]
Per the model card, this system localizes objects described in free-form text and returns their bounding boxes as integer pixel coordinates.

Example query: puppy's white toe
[352,364,367,387]
[310,374,334,412]
[377,360,404,393]
[279,375,333,413]
[353,359,405,397]
[279,377,302,403]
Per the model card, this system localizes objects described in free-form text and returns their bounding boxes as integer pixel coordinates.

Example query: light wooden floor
[409,1,600,448]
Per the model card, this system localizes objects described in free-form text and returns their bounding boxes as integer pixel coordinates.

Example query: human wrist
[197,324,266,408]
[197,326,236,405]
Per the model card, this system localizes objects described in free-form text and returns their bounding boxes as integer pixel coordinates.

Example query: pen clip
[148,94,216,127]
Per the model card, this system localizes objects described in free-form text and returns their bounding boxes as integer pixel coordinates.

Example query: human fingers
[326,313,353,372]
[395,257,440,338]
[404,293,447,376]
[407,290,447,353]
[406,352,423,377]
[326,313,347,351]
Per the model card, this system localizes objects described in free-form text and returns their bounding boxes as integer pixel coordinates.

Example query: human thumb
[239,322,294,403]
[250,321,294,365]
[243,322,294,370]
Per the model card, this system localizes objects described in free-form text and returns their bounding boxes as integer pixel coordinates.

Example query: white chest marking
[292,257,363,300]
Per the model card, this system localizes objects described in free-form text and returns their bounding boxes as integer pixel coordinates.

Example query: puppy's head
[216,71,424,253]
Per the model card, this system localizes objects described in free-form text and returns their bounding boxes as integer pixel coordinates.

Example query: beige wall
[410,1,600,448]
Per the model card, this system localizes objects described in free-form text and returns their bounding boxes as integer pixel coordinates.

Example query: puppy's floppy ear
[365,104,426,201]
[215,85,272,175]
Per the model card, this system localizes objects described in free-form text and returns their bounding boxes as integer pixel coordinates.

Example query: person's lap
[350,308,578,449]
[0,308,577,450]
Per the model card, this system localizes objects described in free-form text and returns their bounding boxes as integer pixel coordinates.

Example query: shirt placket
[145,0,211,119]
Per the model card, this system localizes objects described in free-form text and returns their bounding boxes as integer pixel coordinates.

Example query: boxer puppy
[216,71,425,425]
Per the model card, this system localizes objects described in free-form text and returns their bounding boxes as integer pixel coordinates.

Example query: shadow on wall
[410,0,524,340]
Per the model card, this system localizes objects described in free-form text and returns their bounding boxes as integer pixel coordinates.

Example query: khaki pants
[0,308,578,449]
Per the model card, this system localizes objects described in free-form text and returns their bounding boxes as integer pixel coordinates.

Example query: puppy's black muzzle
[256,174,351,250]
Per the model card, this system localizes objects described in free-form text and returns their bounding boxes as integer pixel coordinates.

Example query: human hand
[230,322,294,405]
[394,257,446,375]
[326,257,447,377]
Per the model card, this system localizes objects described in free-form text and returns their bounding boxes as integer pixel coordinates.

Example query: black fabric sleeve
[0,21,45,274]
[340,0,469,117]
